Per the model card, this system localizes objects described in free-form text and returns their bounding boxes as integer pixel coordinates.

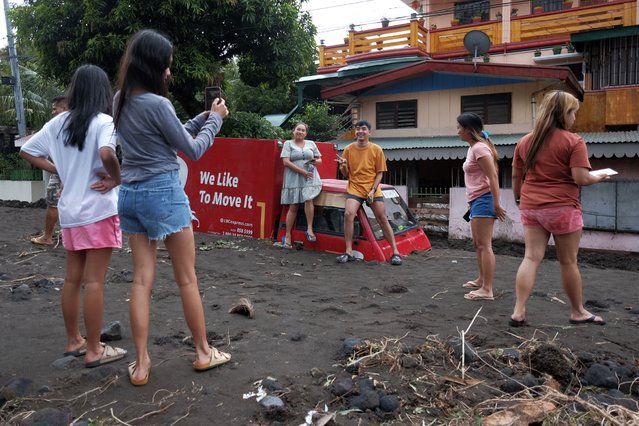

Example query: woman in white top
[20,64,126,368]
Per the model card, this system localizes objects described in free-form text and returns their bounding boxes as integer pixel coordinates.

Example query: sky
[2,0,414,49]
[300,0,414,46]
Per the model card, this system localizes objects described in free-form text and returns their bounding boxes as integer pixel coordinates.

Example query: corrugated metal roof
[580,131,639,143]
[333,131,639,160]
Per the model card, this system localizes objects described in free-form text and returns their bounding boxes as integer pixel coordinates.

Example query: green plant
[289,102,343,142]
[0,152,29,180]
[552,45,563,54]
[534,48,542,57]
[218,111,286,139]
[566,42,575,52]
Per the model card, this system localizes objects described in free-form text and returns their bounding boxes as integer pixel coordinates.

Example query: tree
[10,0,317,116]
[218,111,286,139]
[222,61,297,117]
[0,48,64,131]
[289,102,345,142]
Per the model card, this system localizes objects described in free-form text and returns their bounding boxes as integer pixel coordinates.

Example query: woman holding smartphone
[114,29,230,386]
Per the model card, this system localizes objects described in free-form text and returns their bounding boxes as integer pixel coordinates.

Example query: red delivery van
[180,138,431,262]
[276,179,431,262]
[179,138,337,239]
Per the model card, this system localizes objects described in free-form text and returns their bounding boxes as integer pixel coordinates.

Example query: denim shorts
[346,194,383,205]
[469,192,496,219]
[118,171,193,240]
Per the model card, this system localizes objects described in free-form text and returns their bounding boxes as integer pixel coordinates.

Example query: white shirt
[21,112,118,228]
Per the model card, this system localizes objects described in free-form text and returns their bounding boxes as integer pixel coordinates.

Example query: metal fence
[0,168,42,181]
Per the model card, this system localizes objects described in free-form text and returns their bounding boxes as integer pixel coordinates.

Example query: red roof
[321,59,584,101]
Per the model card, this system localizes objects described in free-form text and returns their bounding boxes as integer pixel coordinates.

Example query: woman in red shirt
[509,90,610,327]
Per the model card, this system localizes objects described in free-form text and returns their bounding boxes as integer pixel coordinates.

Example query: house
[296,0,639,251]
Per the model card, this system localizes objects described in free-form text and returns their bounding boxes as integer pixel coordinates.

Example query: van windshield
[363,189,419,240]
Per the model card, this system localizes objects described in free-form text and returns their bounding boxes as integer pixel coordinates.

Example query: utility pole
[3,0,26,136]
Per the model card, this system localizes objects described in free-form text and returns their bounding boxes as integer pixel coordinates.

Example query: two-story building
[297,0,639,251]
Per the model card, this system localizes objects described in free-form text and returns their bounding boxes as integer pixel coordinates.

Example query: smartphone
[204,86,222,110]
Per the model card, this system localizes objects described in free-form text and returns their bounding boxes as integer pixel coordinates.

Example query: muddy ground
[0,204,638,425]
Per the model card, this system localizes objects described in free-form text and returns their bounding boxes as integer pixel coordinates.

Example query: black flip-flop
[390,254,402,266]
[569,315,606,325]
[509,318,526,327]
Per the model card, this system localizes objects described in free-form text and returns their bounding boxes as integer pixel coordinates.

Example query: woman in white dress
[280,122,322,247]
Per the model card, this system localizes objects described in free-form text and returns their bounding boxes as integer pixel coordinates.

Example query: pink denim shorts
[519,206,583,235]
[62,215,122,251]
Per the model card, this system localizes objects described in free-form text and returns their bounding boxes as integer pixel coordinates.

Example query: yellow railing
[512,1,635,41]
[431,22,502,53]
[317,0,637,68]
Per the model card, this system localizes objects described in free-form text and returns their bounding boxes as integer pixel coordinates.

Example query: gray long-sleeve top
[114,92,223,183]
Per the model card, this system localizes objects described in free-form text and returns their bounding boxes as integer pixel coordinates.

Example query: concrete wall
[0,180,45,202]
[449,187,639,253]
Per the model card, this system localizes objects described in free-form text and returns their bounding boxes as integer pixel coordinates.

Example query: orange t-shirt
[342,142,387,198]
[512,128,591,209]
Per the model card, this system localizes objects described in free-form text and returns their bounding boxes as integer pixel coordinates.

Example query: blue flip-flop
[305,232,316,242]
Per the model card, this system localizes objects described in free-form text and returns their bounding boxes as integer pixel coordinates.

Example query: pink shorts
[520,206,583,235]
[62,215,122,251]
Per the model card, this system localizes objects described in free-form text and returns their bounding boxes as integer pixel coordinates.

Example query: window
[362,189,420,240]
[532,0,563,12]
[461,93,511,124]
[296,206,365,239]
[587,36,639,90]
[376,100,417,129]
[454,0,489,24]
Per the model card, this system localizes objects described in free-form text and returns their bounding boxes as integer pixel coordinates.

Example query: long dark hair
[114,29,173,127]
[62,64,113,151]
[456,112,499,171]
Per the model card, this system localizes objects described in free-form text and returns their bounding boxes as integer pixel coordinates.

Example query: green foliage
[289,102,343,142]
[0,49,64,130]
[221,61,297,116]
[219,111,286,139]
[9,0,317,116]
[0,152,29,179]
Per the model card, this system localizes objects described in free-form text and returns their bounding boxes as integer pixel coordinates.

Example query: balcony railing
[512,0,634,41]
[317,0,636,68]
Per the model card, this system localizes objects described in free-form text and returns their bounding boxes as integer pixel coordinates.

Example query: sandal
[85,344,127,368]
[31,235,53,246]
[193,347,231,371]
[128,361,150,386]
[305,232,317,243]
[390,254,402,266]
[336,253,355,263]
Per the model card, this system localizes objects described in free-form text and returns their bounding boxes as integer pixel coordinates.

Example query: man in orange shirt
[336,120,402,265]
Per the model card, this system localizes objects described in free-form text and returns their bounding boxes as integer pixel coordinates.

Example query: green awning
[332,131,639,161]
[571,25,639,43]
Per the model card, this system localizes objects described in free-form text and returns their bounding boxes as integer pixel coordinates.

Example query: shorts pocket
[141,187,175,221]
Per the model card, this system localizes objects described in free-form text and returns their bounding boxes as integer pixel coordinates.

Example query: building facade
[298,0,639,247]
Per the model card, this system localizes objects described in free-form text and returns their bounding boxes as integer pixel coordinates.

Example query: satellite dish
[463,30,491,68]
